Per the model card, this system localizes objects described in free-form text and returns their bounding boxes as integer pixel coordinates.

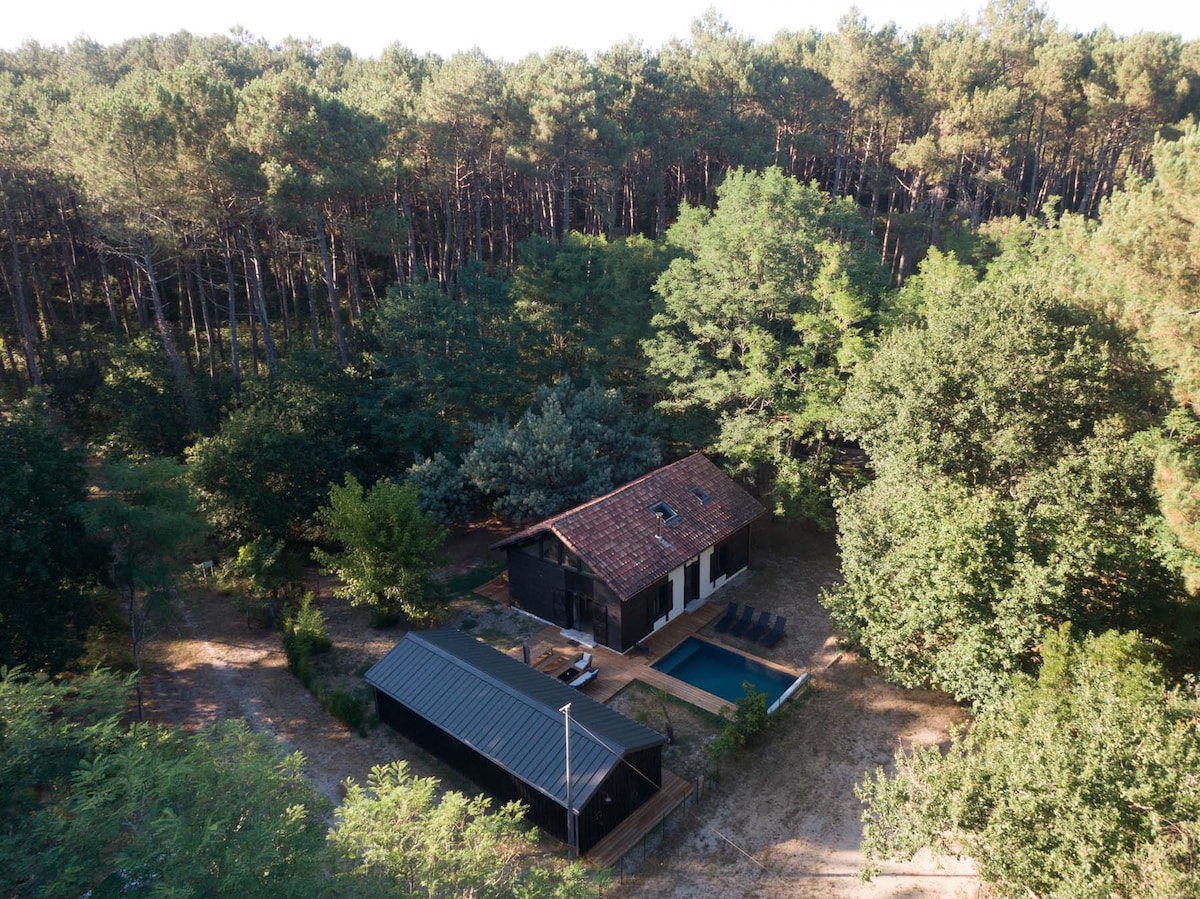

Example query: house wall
[373,688,660,855]
[576,744,663,853]
[699,547,717,599]
[619,580,659,652]
[638,524,755,645]
[374,690,570,842]
[706,524,752,593]
[591,580,621,651]
[506,549,566,623]
[505,523,756,653]
[667,566,686,621]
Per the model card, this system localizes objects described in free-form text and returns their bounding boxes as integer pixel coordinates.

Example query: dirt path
[143,588,438,802]
[143,521,978,895]
[139,522,514,801]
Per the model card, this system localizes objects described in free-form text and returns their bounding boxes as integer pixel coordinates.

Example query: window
[649,501,679,523]
[648,580,671,625]
[688,486,711,505]
[711,544,729,584]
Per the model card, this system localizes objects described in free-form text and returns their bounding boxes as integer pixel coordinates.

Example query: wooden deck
[507,602,734,715]
[586,768,693,869]
[474,572,511,605]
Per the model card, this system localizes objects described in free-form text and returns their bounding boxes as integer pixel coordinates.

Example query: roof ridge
[405,630,662,751]
[492,453,712,549]
[552,452,709,526]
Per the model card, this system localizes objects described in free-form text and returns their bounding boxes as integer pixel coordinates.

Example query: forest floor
[142,520,979,897]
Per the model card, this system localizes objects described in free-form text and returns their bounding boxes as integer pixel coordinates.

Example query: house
[491,453,767,653]
[365,628,666,854]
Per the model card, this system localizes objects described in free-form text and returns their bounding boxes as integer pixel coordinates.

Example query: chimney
[655,511,664,539]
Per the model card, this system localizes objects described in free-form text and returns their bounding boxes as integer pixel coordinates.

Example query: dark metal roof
[492,453,767,599]
[365,629,665,810]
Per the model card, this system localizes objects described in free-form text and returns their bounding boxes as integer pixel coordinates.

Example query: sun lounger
[713,602,739,633]
[570,668,598,689]
[729,605,755,637]
[745,610,772,642]
[760,615,786,648]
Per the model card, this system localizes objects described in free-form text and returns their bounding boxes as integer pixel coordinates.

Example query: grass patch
[608,681,722,782]
[472,626,524,651]
[436,560,505,597]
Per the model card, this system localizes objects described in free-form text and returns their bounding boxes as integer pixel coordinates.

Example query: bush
[322,688,372,736]
[707,683,769,771]
[368,605,400,629]
[281,593,332,686]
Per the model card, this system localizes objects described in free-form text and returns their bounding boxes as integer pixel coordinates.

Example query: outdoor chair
[729,605,755,637]
[745,610,772,642]
[760,615,787,648]
[570,668,598,689]
[573,652,592,672]
[713,602,739,633]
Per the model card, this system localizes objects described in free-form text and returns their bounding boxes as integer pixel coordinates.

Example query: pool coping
[653,634,808,713]
[684,633,806,680]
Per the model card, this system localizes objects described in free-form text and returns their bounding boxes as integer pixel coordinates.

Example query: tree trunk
[97,252,122,337]
[180,257,203,369]
[192,258,218,378]
[561,154,572,240]
[238,231,278,374]
[318,215,349,367]
[222,235,241,392]
[0,180,41,387]
[831,125,847,199]
[140,232,201,429]
[301,251,321,350]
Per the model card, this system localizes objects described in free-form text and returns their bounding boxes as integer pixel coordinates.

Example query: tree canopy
[825,251,1186,703]
[644,166,885,519]
[1,669,596,898]
[313,475,446,624]
[461,378,661,521]
[329,761,592,898]
[0,399,103,671]
[859,627,1200,897]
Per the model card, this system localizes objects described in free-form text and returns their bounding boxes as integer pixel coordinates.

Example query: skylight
[649,501,679,523]
[689,486,711,505]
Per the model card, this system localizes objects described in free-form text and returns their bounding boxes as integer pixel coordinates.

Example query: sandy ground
[613,521,978,898]
[143,520,979,895]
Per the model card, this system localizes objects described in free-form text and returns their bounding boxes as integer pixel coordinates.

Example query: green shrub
[323,688,372,736]
[281,593,332,686]
[407,453,480,525]
[368,605,400,629]
[707,683,769,771]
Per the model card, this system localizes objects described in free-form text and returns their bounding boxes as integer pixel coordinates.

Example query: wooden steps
[587,768,694,869]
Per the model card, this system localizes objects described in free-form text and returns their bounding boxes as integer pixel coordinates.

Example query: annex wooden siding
[587,769,694,869]
[367,630,668,856]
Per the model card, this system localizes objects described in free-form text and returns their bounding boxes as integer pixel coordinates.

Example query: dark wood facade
[374,690,662,854]
[506,521,755,653]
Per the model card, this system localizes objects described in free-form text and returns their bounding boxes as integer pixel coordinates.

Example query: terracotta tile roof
[491,453,766,600]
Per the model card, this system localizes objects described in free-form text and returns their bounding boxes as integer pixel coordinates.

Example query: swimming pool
[652,637,806,713]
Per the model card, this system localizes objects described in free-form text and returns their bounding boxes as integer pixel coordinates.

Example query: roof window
[689,486,711,505]
[649,501,679,524]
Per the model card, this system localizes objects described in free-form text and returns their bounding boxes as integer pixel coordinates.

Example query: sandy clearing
[143,520,979,895]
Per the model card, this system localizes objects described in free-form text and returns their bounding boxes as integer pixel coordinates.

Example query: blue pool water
[652,637,801,708]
